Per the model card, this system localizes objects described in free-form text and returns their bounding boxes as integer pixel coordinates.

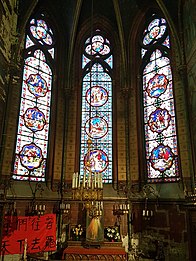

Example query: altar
[62,241,127,260]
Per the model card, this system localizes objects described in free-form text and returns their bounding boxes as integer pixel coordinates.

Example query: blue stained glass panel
[81,32,113,183]
[85,117,108,139]
[23,107,46,132]
[13,18,54,181]
[141,49,147,58]
[105,55,113,68]
[143,18,167,46]
[148,19,159,31]
[19,143,43,170]
[92,35,104,43]
[99,45,110,55]
[82,54,91,68]
[162,36,170,48]
[26,73,48,98]
[48,48,55,59]
[141,16,179,183]
[84,149,109,173]
[148,108,171,133]
[150,144,174,172]
[86,86,108,107]
[26,35,34,48]
[30,19,53,45]
[85,34,111,57]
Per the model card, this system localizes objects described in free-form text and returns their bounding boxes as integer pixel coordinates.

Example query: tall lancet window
[13,15,55,181]
[80,30,113,183]
[141,14,180,183]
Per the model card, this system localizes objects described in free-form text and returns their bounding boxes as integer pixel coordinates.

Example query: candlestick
[83,173,86,188]
[72,172,75,188]
[75,172,78,188]
[23,238,27,260]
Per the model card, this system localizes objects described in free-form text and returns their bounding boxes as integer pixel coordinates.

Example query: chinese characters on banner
[1,214,56,255]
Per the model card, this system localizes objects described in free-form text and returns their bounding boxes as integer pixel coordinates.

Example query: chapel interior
[0,0,196,260]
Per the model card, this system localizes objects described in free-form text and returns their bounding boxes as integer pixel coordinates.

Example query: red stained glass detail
[85,117,108,139]
[148,108,171,133]
[23,107,46,132]
[30,20,53,45]
[147,74,168,98]
[84,150,108,173]
[26,74,48,98]
[92,41,104,52]
[19,143,43,170]
[149,26,160,39]
[150,145,174,172]
[86,86,108,107]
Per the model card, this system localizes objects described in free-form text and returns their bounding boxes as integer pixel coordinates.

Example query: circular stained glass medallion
[86,86,108,107]
[150,145,174,172]
[26,74,48,98]
[84,149,108,173]
[149,26,160,39]
[85,42,110,56]
[92,35,104,43]
[148,108,171,133]
[19,143,43,170]
[143,18,166,45]
[36,25,47,39]
[147,74,168,98]
[99,45,110,55]
[85,35,106,55]
[23,107,46,132]
[92,41,104,53]
[30,20,53,45]
[85,117,108,139]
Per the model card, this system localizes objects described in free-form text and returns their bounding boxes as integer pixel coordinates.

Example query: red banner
[1,214,56,255]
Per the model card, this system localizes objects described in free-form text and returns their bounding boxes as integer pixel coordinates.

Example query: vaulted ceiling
[17,0,182,88]
[18,0,181,45]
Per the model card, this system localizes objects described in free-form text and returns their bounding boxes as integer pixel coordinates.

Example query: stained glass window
[141,14,180,183]
[80,30,113,183]
[13,16,55,181]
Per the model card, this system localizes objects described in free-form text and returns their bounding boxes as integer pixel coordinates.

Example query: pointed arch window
[141,14,180,183]
[80,30,113,183]
[13,15,55,181]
